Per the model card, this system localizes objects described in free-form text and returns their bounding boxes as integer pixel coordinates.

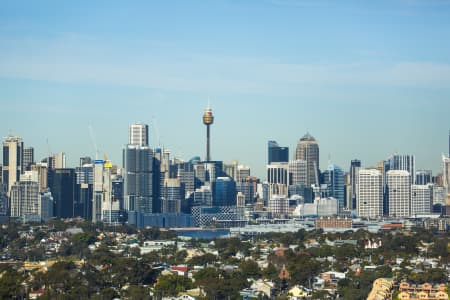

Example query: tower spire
[202,102,214,161]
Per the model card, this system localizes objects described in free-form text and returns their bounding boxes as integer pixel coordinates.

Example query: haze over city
[1,1,450,178]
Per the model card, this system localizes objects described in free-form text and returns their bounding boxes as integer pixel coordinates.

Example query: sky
[1,0,450,179]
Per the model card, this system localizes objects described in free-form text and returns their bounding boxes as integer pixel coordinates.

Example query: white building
[357,169,383,218]
[269,195,289,217]
[411,184,433,215]
[387,170,411,217]
[443,155,450,194]
[129,123,149,147]
[288,159,307,187]
[10,181,40,221]
[433,186,447,206]
[2,135,23,196]
[93,160,120,224]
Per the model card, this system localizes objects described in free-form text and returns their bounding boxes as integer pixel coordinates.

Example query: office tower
[161,178,183,213]
[2,135,24,195]
[388,154,415,184]
[349,159,361,210]
[194,163,206,187]
[111,174,124,211]
[178,168,195,195]
[269,195,289,217]
[295,132,319,186]
[75,163,93,219]
[357,169,383,218]
[47,152,66,170]
[268,141,289,164]
[80,156,92,166]
[267,162,289,197]
[92,160,119,224]
[223,161,238,180]
[236,176,257,205]
[236,192,245,207]
[322,164,345,209]
[411,184,432,215]
[40,191,54,221]
[288,160,307,187]
[213,177,236,206]
[433,186,447,206]
[10,181,39,221]
[387,170,411,218]
[0,183,7,216]
[236,165,250,182]
[129,123,149,147]
[30,163,48,193]
[415,170,432,185]
[442,155,450,193]
[48,168,77,218]
[193,185,213,206]
[23,147,34,171]
[123,144,154,214]
[202,104,214,161]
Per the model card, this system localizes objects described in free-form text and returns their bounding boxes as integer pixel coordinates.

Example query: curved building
[295,133,319,187]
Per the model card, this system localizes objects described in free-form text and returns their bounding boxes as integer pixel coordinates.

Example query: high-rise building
[47,152,66,169]
[415,170,432,185]
[79,156,92,166]
[2,135,24,195]
[357,169,383,218]
[349,159,361,210]
[10,181,39,221]
[268,141,289,164]
[75,163,93,219]
[202,105,214,161]
[129,123,149,147]
[288,160,307,187]
[322,164,345,209]
[236,165,251,182]
[23,147,34,171]
[48,168,77,219]
[442,155,450,193]
[212,177,236,206]
[236,176,258,205]
[123,145,154,214]
[388,154,415,185]
[267,162,289,197]
[387,170,411,218]
[411,184,433,215]
[161,178,183,213]
[269,195,289,217]
[295,133,319,187]
[223,161,238,180]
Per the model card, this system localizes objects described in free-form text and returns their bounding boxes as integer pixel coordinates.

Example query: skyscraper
[411,184,432,215]
[268,141,289,164]
[322,164,345,209]
[357,169,383,218]
[23,147,34,171]
[10,181,39,221]
[267,162,289,197]
[349,159,361,210]
[387,170,411,218]
[129,123,149,147]
[123,144,154,214]
[212,177,236,206]
[161,178,183,213]
[295,133,319,187]
[388,154,415,185]
[2,135,24,195]
[443,155,450,194]
[47,168,77,218]
[288,159,307,187]
[415,170,432,185]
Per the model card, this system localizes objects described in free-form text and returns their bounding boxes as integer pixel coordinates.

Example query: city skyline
[1,1,450,178]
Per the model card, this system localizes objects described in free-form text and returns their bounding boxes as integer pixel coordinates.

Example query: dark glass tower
[268,141,289,164]
[48,168,77,218]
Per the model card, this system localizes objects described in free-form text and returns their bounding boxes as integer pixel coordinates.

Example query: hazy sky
[1,0,449,178]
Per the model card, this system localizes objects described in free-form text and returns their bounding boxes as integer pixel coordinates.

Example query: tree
[0,269,25,299]
[239,259,261,278]
[154,274,193,297]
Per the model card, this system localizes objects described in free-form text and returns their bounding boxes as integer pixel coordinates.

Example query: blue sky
[1,0,449,178]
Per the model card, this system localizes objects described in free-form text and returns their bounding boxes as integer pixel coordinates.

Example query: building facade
[295,133,319,187]
[387,170,411,218]
[357,169,383,218]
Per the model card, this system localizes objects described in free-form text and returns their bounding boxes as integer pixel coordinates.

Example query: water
[176,229,230,239]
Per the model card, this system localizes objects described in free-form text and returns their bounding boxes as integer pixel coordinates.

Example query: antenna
[152,115,161,147]
[88,125,99,160]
